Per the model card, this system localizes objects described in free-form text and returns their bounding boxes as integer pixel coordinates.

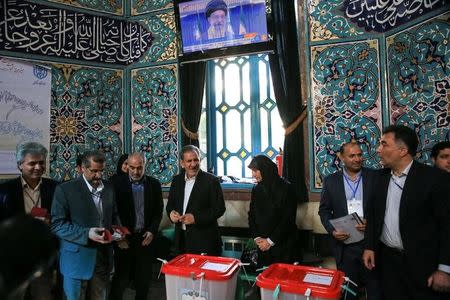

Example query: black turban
[206,0,228,18]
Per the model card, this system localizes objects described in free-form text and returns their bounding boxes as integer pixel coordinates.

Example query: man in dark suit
[319,141,382,300]
[110,152,163,300]
[166,145,225,256]
[51,150,121,300]
[363,125,450,299]
[0,141,59,299]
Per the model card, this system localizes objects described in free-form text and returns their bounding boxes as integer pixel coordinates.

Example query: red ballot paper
[30,207,48,218]
[102,229,113,242]
[112,225,130,235]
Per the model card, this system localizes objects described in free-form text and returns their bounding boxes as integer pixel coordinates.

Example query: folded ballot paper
[329,213,364,244]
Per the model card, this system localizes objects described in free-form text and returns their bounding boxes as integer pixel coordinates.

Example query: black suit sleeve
[166,178,179,221]
[148,178,163,235]
[433,172,450,266]
[318,176,335,234]
[194,176,225,226]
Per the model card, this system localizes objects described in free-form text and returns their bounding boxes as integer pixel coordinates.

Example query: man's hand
[427,270,450,293]
[332,230,349,241]
[363,249,375,270]
[117,239,129,249]
[169,210,181,223]
[255,238,271,252]
[142,232,154,246]
[180,213,195,225]
[88,227,110,244]
[355,219,367,232]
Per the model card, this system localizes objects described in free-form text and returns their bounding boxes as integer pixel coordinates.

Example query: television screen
[177,0,270,55]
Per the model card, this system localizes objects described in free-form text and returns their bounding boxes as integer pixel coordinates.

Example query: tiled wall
[308,0,450,190]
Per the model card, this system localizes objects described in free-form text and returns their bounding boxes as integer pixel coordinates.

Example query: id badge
[347,199,363,218]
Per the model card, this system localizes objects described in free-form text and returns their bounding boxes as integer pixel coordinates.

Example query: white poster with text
[0,57,51,174]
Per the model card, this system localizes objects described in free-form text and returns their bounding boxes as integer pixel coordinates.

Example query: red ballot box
[161,254,240,300]
[257,264,345,300]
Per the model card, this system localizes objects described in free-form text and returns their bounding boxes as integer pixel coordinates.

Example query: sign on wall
[0,0,153,65]
[0,57,51,174]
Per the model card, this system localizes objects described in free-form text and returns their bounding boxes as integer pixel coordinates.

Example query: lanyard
[391,177,403,190]
[343,174,361,200]
[23,188,41,207]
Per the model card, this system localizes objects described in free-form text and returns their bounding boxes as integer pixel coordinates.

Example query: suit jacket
[51,177,120,280]
[319,167,375,263]
[111,174,163,235]
[166,169,225,255]
[365,161,450,286]
[0,177,58,222]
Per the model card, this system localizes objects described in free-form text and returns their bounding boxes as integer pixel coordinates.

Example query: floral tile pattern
[131,0,173,15]
[387,13,450,162]
[50,64,123,181]
[311,40,383,188]
[131,64,178,185]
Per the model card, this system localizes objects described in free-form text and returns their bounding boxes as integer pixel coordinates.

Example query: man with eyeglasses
[51,150,121,300]
[363,125,450,299]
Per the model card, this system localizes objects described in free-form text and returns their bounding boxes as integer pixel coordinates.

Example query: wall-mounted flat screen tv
[175,0,274,63]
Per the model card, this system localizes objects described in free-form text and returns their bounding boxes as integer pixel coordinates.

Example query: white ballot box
[161,254,240,300]
[256,264,345,300]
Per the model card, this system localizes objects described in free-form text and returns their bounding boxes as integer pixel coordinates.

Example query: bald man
[110,153,163,300]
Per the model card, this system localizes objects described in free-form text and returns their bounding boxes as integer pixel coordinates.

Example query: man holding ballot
[319,141,382,300]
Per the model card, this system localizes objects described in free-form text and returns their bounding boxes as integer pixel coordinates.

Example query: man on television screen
[205,0,235,39]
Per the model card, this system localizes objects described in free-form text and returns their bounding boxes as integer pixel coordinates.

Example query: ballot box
[256,264,345,300]
[161,254,240,300]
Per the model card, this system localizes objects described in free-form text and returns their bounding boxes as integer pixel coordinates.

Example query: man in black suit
[51,150,121,300]
[110,152,163,300]
[363,125,450,299]
[166,145,225,256]
[319,141,382,300]
[0,141,59,299]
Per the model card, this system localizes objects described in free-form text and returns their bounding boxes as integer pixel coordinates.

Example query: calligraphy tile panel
[137,11,178,63]
[0,1,152,65]
[131,0,173,15]
[49,64,124,181]
[311,40,383,189]
[308,0,365,42]
[387,13,450,163]
[308,0,449,42]
[48,0,124,15]
[131,65,178,185]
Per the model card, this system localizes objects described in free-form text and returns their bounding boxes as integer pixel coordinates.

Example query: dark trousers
[379,243,446,300]
[337,243,383,300]
[177,230,221,256]
[110,233,154,300]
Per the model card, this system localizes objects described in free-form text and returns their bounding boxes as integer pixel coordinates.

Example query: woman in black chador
[247,155,298,267]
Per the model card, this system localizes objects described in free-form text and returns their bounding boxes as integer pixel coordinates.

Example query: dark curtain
[269,0,308,202]
[179,61,207,147]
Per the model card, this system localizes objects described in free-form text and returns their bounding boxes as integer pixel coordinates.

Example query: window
[199,54,284,178]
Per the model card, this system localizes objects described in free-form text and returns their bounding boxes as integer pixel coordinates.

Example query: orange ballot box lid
[256,263,345,299]
[161,254,240,281]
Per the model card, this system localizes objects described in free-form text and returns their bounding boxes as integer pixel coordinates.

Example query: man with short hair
[51,150,121,300]
[431,141,450,173]
[166,145,225,256]
[319,141,382,300]
[0,141,59,299]
[363,125,450,299]
[110,152,163,300]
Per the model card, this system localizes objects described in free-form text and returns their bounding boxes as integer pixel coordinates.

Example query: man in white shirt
[363,125,450,299]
